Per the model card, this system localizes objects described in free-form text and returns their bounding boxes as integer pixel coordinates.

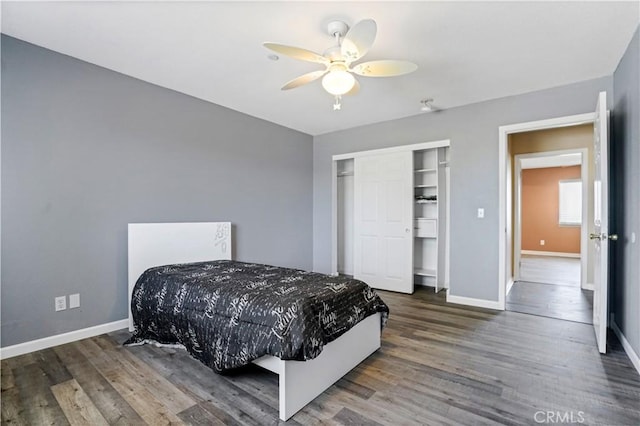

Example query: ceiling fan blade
[344,78,360,96]
[281,70,327,90]
[341,19,377,62]
[263,43,328,64]
[351,60,418,77]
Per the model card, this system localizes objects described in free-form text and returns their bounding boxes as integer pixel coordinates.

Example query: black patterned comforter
[124,260,389,373]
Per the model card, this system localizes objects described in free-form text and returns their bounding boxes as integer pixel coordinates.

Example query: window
[559,180,582,226]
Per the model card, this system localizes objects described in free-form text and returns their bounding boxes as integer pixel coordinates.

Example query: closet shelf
[414,268,437,277]
[416,200,438,204]
[414,168,437,173]
[414,184,437,188]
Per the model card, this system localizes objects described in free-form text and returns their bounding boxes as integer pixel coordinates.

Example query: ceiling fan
[264,19,417,110]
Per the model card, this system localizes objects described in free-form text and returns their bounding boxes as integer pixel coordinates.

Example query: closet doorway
[507,147,593,324]
[331,140,450,294]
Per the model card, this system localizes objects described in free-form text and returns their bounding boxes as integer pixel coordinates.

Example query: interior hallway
[506,255,593,324]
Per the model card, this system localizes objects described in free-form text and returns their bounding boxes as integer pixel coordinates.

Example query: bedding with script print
[125,260,389,373]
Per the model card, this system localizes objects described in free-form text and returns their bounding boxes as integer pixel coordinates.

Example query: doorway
[498,114,594,309]
[498,92,611,353]
[507,147,593,324]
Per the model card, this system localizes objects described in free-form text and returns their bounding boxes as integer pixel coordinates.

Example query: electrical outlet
[69,293,80,309]
[540,240,545,246]
[55,296,66,312]
[477,208,485,218]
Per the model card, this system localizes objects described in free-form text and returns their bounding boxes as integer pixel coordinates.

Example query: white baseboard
[446,294,502,310]
[0,319,129,360]
[611,316,640,375]
[506,278,515,295]
[521,250,580,258]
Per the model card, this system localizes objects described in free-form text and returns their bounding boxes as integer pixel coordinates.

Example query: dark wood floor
[508,255,593,324]
[507,281,594,324]
[2,288,639,425]
[519,255,581,287]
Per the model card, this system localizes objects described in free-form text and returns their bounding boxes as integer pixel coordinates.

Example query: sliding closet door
[354,151,413,293]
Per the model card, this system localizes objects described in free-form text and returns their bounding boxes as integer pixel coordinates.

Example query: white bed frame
[127,222,381,421]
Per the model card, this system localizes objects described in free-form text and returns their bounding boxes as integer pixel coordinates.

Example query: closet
[413,147,449,292]
[333,140,450,294]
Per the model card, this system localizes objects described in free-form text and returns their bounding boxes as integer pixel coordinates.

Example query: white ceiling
[2,1,639,136]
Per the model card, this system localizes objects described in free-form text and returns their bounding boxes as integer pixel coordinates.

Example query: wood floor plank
[167,359,280,425]
[33,348,73,385]
[74,338,185,425]
[1,287,638,425]
[12,363,70,426]
[1,386,29,426]
[132,344,277,425]
[51,379,109,426]
[194,400,246,426]
[125,344,211,406]
[507,280,593,324]
[52,343,146,426]
[334,376,376,400]
[332,407,383,425]
[1,360,16,391]
[100,366,185,425]
[176,403,227,426]
[352,386,455,426]
[220,365,280,411]
[95,337,196,414]
[2,353,35,370]
[519,254,581,286]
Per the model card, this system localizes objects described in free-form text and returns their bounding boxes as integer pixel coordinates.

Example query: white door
[591,91,612,354]
[354,151,413,293]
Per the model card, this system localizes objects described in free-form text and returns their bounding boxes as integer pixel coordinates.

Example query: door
[591,91,610,354]
[354,151,413,293]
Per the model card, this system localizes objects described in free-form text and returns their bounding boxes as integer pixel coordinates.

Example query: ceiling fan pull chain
[333,95,342,111]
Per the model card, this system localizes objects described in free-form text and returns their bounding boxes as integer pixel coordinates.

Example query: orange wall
[521,166,581,253]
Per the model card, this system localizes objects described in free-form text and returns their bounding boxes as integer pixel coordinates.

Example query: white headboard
[127,222,232,331]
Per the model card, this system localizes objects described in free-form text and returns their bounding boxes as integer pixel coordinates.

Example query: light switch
[477,208,484,219]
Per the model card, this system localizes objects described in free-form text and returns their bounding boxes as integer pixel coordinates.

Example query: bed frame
[127,222,381,421]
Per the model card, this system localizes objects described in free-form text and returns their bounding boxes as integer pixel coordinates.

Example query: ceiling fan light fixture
[264,19,417,108]
[322,69,356,96]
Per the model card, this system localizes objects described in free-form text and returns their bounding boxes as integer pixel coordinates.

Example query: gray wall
[612,26,640,357]
[1,36,313,347]
[313,77,612,302]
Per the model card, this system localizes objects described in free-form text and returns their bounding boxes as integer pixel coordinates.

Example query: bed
[126,222,388,421]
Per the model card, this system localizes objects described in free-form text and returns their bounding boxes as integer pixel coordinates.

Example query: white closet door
[354,151,413,293]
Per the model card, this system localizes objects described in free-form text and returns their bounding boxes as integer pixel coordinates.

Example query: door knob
[608,234,618,241]
[589,233,603,240]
